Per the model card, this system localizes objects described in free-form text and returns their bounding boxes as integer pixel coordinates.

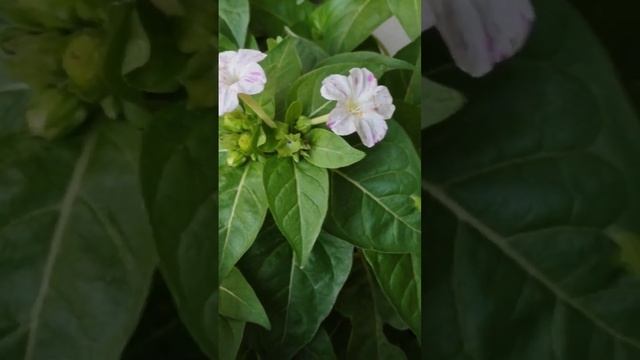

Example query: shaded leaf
[239,224,353,358]
[219,267,270,330]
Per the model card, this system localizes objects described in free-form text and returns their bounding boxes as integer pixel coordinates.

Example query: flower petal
[327,106,357,136]
[218,51,237,68]
[236,49,267,65]
[237,62,267,95]
[320,74,351,101]
[348,68,378,99]
[219,85,239,116]
[356,112,387,148]
[430,0,534,77]
[373,86,395,119]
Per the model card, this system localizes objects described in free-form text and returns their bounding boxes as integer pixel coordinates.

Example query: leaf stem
[239,94,276,128]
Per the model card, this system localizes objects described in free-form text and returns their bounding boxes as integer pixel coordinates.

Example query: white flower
[218,49,267,116]
[320,68,394,148]
[424,0,535,77]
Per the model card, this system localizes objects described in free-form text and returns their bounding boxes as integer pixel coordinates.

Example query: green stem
[239,94,276,128]
[310,114,329,125]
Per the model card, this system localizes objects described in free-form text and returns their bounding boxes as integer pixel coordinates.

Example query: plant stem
[239,94,276,128]
[310,114,329,125]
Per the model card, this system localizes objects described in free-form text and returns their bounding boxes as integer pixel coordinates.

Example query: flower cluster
[218,49,394,153]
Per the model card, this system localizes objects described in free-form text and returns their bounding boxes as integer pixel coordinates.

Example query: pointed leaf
[327,122,421,252]
[239,223,353,358]
[0,121,156,359]
[219,267,270,330]
[218,160,267,279]
[263,157,328,266]
[305,128,365,169]
[140,106,216,358]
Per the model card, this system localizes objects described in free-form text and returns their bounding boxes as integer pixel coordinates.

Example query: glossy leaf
[336,255,406,359]
[219,0,249,48]
[0,121,156,359]
[257,38,302,118]
[218,160,267,280]
[239,224,353,358]
[140,106,216,358]
[219,267,270,330]
[326,122,421,252]
[312,0,391,54]
[364,251,421,337]
[305,128,365,169]
[423,0,640,358]
[263,157,329,266]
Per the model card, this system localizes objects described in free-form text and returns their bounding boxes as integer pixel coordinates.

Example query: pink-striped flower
[424,0,535,77]
[218,49,267,116]
[320,68,394,148]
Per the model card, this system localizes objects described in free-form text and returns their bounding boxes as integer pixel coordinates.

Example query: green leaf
[219,267,271,330]
[296,327,336,360]
[239,224,353,358]
[0,88,29,137]
[327,122,421,252]
[423,0,640,358]
[421,77,465,130]
[219,316,245,360]
[263,157,328,266]
[121,10,151,75]
[336,254,406,359]
[219,160,267,280]
[0,121,156,359]
[305,128,365,169]
[125,1,189,93]
[312,0,391,54]
[364,251,421,337]
[386,0,420,40]
[256,38,302,119]
[219,0,249,48]
[290,52,412,115]
[140,106,216,358]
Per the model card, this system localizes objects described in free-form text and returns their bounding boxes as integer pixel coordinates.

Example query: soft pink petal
[373,86,395,119]
[236,49,267,65]
[219,85,239,116]
[218,51,237,68]
[327,106,356,136]
[430,0,534,77]
[348,68,378,100]
[320,74,351,101]
[237,63,267,95]
[356,112,387,148]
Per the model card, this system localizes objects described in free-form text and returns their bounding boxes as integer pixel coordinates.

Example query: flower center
[346,99,363,117]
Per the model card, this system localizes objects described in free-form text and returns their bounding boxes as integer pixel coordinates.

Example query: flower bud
[226,150,247,167]
[295,116,312,133]
[237,133,253,153]
[63,30,107,102]
[222,111,246,132]
[276,133,304,158]
[26,88,88,140]
[0,30,68,89]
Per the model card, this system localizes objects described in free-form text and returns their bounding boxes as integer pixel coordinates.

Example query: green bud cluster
[220,111,265,167]
[0,0,217,140]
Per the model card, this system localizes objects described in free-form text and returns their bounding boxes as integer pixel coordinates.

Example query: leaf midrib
[24,131,97,360]
[423,180,640,350]
[334,169,420,233]
[220,164,251,276]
